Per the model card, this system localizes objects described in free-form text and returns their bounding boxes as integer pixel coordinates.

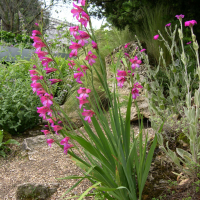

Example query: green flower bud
[178,28,183,39]
[192,34,196,42]
[193,41,199,51]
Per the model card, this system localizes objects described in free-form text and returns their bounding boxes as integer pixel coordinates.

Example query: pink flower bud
[154,35,159,40]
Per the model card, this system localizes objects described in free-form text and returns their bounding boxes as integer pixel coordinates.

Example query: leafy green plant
[0,30,33,49]
[0,129,20,157]
[0,60,41,134]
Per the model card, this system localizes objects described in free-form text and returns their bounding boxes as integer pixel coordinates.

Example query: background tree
[0,0,51,34]
[72,0,200,40]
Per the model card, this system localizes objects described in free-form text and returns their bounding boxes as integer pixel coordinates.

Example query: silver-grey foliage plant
[137,16,200,179]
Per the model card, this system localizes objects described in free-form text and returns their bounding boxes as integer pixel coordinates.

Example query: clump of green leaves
[0,129,20,157]
[0,60,41,134]
[0,30,33,49]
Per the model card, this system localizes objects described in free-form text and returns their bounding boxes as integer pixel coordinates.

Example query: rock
[15,182,59,200]
[22,135,63,151]
[105,41,151,121]
[22,135,47,151]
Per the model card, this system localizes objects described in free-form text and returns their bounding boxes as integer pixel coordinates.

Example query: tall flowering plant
[29,1,157,199]
[140,14,200,179]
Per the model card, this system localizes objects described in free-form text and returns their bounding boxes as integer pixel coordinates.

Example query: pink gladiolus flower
[33,40,46,50]
[134,82,143,89]
[33,65,37,69]
[130,56,142,69]
[78,0,85,6]
[124,53,130,58]
[31,75,43,83]
[77,30,90,39]
[35,23,39,26]
[69,26,79,36]
[175,14,184,19]
[85,51,97,66]
[76,96,89,108]
[74,72,84,84]
[29,70,38,75]
[130,56,142,64]
[41,130,50,136]
[131,64,140,69]
[71,3,84,19]
[165,23,171,27]
[47,118,57,126]
[154,35,159,40]
[49,79,62,84]
[91,41,98,49]
[37,106,52,119]
[31,82,43,93]
[52,125,63,135]
[187,41,192,45]
[117,70,127,76]
[46,139,54,147]
[140,49,146,52]
[32,30,42,36]
[60,137,73,154]
[124,43,130,48]
[69,41,82,50]
[68,60,76,69]
[40,93,53,107]
[77,65,89,73]
[77,87,91,99]
[31,36,46,50]
[35,49,48,59]
[36,88,46,97]
[185,20,197,27]
[77,87,91,94]
[41,57,53,67]
[116,77,126,88]
[79,12,90,27]
[82,109,95,123]
[69,49,78,58]
[131,88,139,99]
[75,30,90,46]
[75,37,88,46]
[121,60,124,64]
[44,67,58,74]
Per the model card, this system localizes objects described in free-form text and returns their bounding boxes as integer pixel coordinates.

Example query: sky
[46,0,105,29]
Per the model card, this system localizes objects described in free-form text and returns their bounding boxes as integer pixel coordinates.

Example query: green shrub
[0,60,41,134]
[0,30,33,49]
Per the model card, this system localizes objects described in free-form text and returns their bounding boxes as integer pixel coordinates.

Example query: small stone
[16,182,59,200]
